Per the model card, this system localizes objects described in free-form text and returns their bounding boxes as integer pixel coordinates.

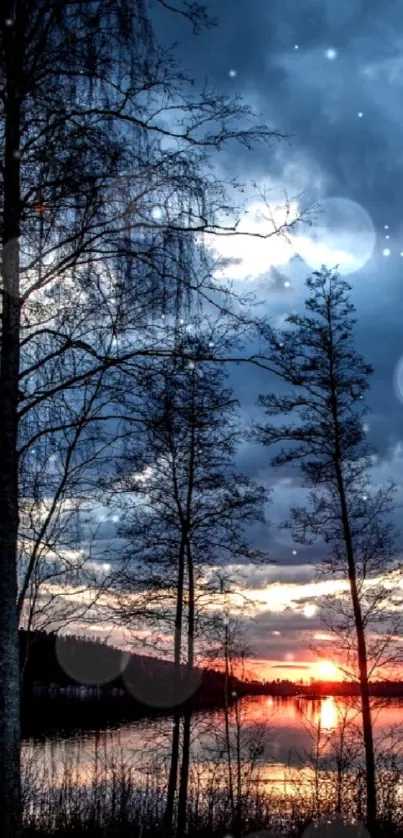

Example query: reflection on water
[22,695,403,812]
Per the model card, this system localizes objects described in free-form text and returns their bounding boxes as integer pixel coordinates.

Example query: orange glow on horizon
[239,657,347,684]
[314,660,342,682]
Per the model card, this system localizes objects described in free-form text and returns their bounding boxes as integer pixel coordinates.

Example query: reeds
[20,704,403,837]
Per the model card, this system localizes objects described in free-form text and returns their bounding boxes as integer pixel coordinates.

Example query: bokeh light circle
[55,634,130,686]
[301,817,370,838]
[294,197,376,276]
[393,356,403,404]
[122,657,202,709]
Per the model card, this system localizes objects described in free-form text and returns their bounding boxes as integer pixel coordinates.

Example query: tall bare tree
[255,268,397,830]
[107,323,269,836]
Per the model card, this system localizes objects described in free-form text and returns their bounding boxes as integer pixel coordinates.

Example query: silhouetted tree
[109,323,269,836]
[255,268,397,830]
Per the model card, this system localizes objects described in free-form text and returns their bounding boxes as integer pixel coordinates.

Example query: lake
[22,695,403,823]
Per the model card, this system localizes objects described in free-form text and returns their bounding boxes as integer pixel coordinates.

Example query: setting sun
[315,660,341,681]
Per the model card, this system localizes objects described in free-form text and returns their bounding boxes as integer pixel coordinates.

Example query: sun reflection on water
[319,696,338,731]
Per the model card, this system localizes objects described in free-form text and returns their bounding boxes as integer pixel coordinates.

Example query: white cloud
[211,198,300,281]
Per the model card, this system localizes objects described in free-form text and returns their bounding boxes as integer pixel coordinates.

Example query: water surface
[23,695,403,811]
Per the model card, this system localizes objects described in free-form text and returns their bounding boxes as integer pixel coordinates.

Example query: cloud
[27,0,403,672]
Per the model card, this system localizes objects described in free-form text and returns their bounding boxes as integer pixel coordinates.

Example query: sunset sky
[42,0,403,682]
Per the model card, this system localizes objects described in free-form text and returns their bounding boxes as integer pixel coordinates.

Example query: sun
[315,660,340,681]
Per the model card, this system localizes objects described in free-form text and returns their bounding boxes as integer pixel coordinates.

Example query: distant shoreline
[21,680,403,740]
[235,680,403,699]
[20,630,403,740]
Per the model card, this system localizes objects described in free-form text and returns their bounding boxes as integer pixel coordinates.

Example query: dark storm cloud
[253,610,321,635]
[153,0,403,199]
[237,563,318,589]
[240,604,325,660]
[153,0,403,243]
[250,627,315,662]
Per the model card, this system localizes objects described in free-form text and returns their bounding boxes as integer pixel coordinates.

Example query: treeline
[305,681,403,698]
[20,629,241,708]
[244,679,403,698]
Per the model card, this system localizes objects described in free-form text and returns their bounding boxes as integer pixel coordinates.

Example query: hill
[19,629,241,736]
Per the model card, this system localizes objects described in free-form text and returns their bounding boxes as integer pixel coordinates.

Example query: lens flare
[55,635,129,686]
[293,197,375,276]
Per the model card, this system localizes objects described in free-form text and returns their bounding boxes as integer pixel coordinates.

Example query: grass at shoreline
[21,745,403,838]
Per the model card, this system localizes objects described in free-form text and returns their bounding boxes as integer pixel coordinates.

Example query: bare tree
[255,268,397,830]
[106,323,269,836]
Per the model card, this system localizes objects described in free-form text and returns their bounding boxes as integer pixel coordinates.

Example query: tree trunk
[234,698,243,836]
[177,370,197,838]
[223,621,235,825]
[177,710,191,837]
[335,465,376,828]
[328,321,376,830]
[163,537,186,837]
[349,567,376,828]
[0,17,23,836]
[164,713,181,838]
[177,540,194,836]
